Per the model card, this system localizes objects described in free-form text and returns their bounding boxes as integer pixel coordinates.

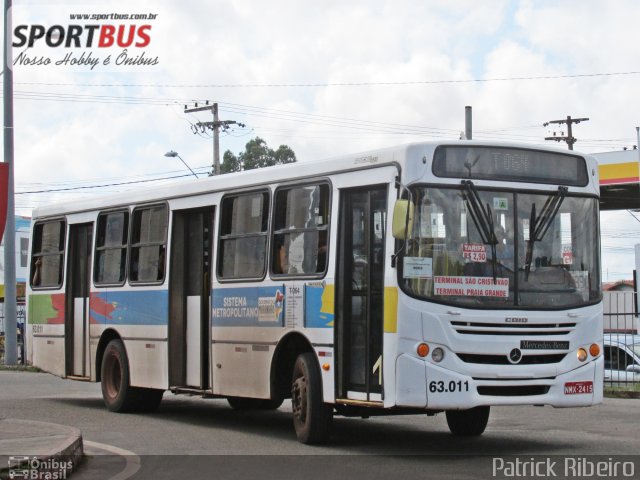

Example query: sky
[1,0,640,281]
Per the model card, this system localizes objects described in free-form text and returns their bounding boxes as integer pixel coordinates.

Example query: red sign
[564,381,593,395]
[0,163,8,242]
[462,243,487,262]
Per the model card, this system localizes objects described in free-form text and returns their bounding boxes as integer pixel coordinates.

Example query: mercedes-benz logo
[508,348,522,364]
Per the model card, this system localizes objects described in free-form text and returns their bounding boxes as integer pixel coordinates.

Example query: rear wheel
[101,339,163,413]
[291,352,332,444]
[445,406,490,436]
[101,339,136,412]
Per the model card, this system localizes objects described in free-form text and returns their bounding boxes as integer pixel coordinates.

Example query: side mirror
[392,199,414,240]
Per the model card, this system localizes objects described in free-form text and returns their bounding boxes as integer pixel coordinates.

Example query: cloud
[2,0,639,279]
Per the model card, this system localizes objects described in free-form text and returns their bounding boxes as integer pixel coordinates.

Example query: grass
[0,363,41,373]
[604,383,640,399]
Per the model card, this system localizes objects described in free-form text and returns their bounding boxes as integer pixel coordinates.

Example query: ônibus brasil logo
[12,12,159,70]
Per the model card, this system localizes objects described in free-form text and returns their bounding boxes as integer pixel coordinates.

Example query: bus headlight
[432,347,445,363]
[577,348,588,362]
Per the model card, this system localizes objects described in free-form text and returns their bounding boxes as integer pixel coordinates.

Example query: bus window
[129,204,168,284]
[30,220,65,288]
[95,210,129,286]
[218,191,269,280]
[272,183,329,276]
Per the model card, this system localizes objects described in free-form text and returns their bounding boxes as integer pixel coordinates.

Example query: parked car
[603,333,640,384]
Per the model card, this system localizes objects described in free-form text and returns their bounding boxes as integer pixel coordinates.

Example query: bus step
[170,387,210,397]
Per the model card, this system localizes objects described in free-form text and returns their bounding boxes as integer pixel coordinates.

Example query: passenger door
[65,223,93,378]
[336,186,387,402]
[169,207,214,389]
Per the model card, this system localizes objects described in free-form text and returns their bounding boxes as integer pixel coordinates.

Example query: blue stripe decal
[212,286,284,327]
[90,290,169,326]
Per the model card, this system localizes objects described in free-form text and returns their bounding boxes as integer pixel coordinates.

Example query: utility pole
[543,116,589,150]
[184,102,245,175]
[3,0,17,365]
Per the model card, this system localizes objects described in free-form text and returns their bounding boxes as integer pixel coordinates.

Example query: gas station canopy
[594,150,640,211]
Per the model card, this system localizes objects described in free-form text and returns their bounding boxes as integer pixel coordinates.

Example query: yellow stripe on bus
[384,287,398,333]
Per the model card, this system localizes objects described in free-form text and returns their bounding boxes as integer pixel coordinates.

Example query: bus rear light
[589,343,600,357]
[417,343,429,357]
[577,348,588,362]
[432,347,444,363]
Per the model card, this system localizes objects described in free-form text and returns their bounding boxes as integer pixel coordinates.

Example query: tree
[221,150,241,173]
[220,137,296,174]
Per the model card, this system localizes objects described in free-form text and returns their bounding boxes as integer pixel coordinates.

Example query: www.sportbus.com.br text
[69,13,158,21]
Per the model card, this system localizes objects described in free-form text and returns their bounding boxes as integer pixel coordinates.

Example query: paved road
[1,371,639,479]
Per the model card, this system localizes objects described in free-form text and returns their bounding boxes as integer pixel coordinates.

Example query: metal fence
[603,290,639,391]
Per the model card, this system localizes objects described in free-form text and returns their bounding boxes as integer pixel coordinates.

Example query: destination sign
[432,146,588,186]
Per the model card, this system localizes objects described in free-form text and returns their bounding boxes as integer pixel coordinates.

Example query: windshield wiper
[461,180,498,283]
[524,186,568,280]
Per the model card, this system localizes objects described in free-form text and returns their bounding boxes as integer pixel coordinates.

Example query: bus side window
[30,220,65,288]
[95,210,129,286]
[271,183,330,276]
[129,204,168,284]
[218,191,269,280]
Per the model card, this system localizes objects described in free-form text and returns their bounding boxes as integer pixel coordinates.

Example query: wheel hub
[292,375,307,422]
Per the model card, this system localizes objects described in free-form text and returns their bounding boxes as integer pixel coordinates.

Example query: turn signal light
[589,343,600,357]
[577,348,588,362]
[417,343,429,357]
[322,363,330,371]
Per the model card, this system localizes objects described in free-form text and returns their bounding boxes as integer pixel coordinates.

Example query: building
[0,216,31,332]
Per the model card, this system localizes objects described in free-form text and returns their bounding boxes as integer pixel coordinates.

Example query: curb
[0,418,83,479]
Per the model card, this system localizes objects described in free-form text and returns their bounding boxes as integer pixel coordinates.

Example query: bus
[27,141,603,444]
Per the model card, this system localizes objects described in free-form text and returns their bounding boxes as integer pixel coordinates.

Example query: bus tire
[291,352,332,444]
[445,406,490,436]
[227,397,284,410]
[101,339,138,413]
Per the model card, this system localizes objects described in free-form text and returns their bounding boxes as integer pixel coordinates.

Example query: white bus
[27,141,603,444]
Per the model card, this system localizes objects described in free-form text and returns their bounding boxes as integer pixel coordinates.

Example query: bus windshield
[401,185,601,308]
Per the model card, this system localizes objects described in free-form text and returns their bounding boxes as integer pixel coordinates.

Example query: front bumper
[395,354,604,409]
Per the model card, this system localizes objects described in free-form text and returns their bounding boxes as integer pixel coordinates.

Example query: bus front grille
[451,321,576,336]
[457,353,567,365]
[477,385,551,396]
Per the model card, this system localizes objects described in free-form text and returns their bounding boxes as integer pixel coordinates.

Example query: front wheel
[445,406,490,436]
[291,352,332,444]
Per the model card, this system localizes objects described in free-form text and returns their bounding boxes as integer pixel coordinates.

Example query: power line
[16,172,196,194]
[6,89,637,147]
[12,70,640,88]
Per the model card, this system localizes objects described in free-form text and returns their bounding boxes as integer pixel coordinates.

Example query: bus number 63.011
[429,380,469,393]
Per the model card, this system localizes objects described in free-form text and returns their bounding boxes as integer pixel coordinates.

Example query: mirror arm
[391,182,414,268]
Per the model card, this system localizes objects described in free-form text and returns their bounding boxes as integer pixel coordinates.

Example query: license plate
[564,381,593,395]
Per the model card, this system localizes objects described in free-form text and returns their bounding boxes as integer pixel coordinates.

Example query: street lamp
[164,150,199,179]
